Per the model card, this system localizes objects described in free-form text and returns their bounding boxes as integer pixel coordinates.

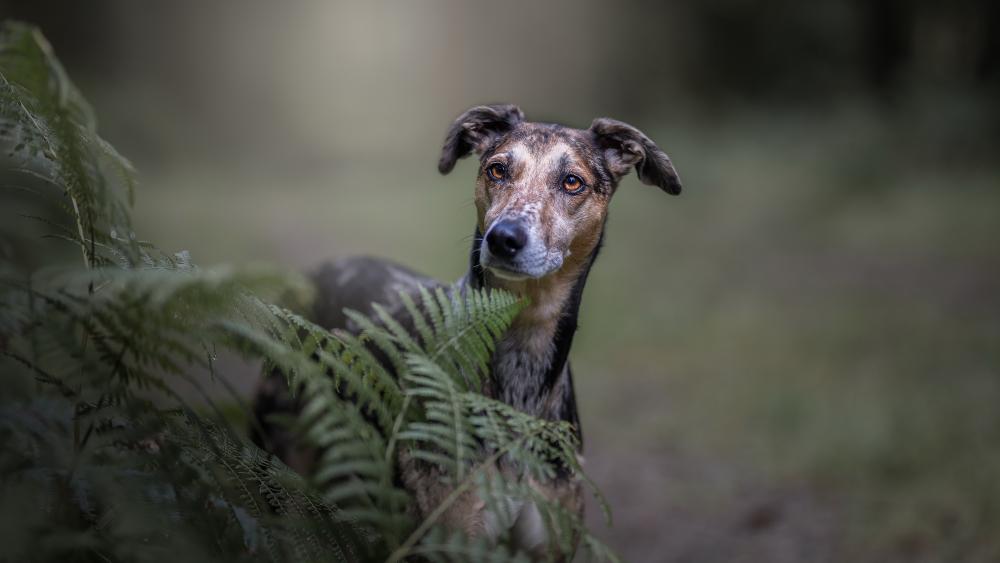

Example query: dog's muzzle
[480,218,563,280]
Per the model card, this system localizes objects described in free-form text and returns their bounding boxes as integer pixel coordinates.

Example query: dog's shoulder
[310,255,442,331]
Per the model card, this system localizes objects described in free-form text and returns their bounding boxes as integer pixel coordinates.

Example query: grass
[131,106,1000,561]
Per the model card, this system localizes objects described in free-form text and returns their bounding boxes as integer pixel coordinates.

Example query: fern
[0,22,136,269]
[0,20,618,563]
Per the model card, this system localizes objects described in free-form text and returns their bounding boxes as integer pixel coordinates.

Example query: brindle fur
[252,104,681,560]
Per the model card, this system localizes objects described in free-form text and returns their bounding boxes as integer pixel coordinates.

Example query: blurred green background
[2,1,998,561]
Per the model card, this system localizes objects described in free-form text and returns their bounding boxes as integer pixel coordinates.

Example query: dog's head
[439,104,681,282]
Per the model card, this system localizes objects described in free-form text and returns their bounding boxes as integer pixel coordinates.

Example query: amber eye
[486,163,506,181]
[562,174,585,194]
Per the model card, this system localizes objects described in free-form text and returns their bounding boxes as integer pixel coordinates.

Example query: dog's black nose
[486,220,527,259]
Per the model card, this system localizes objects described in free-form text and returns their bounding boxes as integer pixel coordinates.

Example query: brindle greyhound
[252,104,681,557]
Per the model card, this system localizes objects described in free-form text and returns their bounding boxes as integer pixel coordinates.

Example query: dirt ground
[583,393,842,563]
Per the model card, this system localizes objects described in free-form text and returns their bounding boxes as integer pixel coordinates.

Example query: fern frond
[398,353,478,481]
[0,22,619,563]
[0,22,135,268]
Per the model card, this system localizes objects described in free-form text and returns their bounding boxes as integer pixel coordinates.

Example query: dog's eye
[486,163,506,181]
[562,174,586,194]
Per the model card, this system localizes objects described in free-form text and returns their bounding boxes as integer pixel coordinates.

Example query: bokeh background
[3,1,998,561]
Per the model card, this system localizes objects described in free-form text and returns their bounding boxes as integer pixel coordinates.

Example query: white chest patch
[480,496,548,552]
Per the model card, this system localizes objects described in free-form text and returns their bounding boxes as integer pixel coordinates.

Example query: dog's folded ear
[438,104,524,174]
[589,118,682,195]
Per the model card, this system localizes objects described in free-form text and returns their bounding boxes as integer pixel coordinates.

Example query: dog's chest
[491,330,556,417]
[480,475,584,557]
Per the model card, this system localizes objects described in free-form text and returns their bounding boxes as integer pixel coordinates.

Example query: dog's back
[251,255,440,472]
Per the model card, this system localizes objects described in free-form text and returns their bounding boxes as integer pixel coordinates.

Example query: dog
[252,104,681,558]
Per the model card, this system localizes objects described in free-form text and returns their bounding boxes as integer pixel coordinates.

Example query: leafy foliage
[0,21,617,562]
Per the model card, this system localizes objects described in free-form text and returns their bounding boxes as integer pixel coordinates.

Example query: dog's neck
[464,228,602,435]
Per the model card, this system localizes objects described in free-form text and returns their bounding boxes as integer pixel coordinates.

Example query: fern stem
[68,191,90,268]
[383,394,412,467]
[380,393,412,550]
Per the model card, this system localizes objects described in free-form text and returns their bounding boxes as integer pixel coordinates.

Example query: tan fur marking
[477,135,609,331]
